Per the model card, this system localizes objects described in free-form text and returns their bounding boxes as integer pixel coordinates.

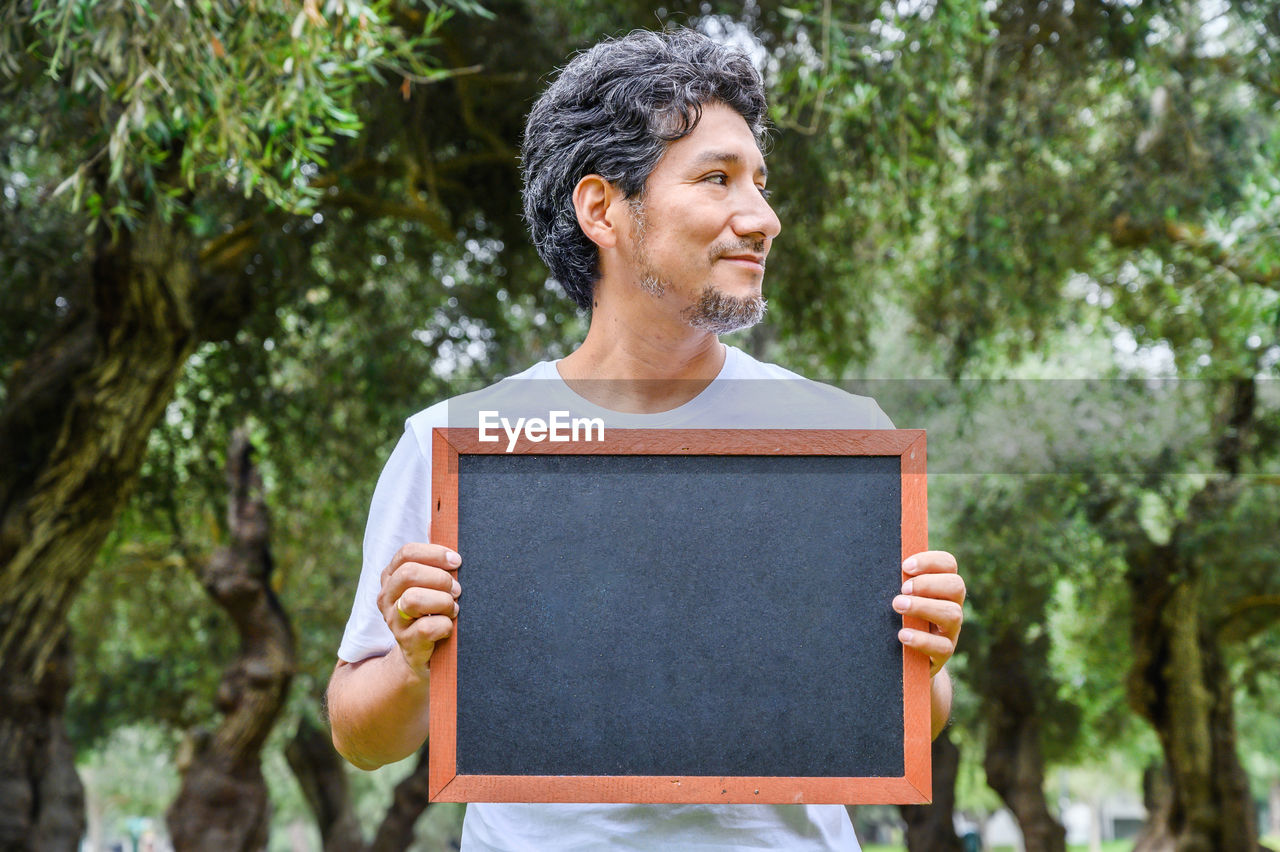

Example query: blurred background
[2,1,1277,850]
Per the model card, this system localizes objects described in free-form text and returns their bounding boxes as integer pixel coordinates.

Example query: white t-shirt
[339,344,893,851]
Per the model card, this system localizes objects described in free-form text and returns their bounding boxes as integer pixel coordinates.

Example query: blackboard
[428,429,930,804]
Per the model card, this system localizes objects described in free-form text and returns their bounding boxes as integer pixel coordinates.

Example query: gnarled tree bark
[981,632,1067,852]
[165,430,295,852]
[1134,764,1176,852]
[286,717,436,852]
[0,216,201,852]
[0,637,84,852]
[1126,529,1259,852]
[285,716,366,851]
[1123,377,1264,852]
[367,742,436,852]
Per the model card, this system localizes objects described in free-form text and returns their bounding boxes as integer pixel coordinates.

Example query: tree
[165,430,293,852]
[285,718,440,852]
[0,2,470,846]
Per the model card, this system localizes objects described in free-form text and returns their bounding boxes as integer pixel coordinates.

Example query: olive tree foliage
[749,0,1279,375]
[0,0,472,219]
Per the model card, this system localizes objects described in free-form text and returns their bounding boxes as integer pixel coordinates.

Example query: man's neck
[556,308,726,414]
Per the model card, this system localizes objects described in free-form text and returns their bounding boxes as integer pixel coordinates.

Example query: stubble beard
[680,285,768,334]
[629,200,768,334]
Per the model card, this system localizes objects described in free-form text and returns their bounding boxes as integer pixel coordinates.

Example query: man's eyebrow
[688,150,768,179]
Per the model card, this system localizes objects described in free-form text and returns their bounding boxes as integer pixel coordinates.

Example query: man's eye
[705,173,728,185]
[758,186,773,201]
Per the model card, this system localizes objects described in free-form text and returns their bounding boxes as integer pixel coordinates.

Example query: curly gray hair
[521,28,768,310]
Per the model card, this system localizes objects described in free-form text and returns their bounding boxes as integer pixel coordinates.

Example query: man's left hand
[893,550,965,677]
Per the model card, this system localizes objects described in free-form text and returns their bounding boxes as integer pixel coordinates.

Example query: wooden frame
[428,428,930,804]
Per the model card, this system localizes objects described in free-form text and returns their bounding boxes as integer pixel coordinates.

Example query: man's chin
[681,286,768,334]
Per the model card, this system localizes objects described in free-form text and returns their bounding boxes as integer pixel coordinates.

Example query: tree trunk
[285,717,365,852]
[0,637,84,852]
[1127,539,1260,852]
[166,431,295,851]
[286,716,435,849]
[0,217,201,852]
[286,714,437,852]
[367,742,434,852]
[982,633,1067,852]
[899,727,964,852]
[1134,764,1176,852]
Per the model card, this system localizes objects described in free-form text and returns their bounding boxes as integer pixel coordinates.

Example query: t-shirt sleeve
[337,427,432,663]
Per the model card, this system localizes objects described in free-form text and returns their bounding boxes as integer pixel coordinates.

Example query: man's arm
[929,666,953,740]
[328,652,431,770]
[328,543,461,770]
[892,550,965,741]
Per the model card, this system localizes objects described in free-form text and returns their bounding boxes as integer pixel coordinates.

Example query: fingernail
[898,628,912,643]
[452,581,462,598]
[901,579,914,595]
[446,550,462,567]
[902,556,919,574]
[892,595,910,613]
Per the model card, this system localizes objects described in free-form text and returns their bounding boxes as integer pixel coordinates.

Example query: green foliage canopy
[0,0,488,218]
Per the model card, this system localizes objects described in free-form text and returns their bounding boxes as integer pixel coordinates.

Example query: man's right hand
[378,542,462,678]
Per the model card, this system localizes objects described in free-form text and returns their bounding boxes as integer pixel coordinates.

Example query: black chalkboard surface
[428,429,930,805]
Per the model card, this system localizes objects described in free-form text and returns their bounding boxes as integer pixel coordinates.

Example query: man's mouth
[719,254,766,271]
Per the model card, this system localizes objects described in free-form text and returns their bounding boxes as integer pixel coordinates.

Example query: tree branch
[1218,594,1280,643]
[1109,214,1280,291]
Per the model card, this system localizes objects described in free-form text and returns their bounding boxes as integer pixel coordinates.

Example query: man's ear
[572,174,624,249]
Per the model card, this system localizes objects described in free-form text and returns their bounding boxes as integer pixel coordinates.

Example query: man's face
[622,101,782,334]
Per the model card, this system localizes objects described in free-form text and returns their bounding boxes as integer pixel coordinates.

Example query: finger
[892,595,963,636]
[396,617,456,674]
[382,561,459,605]
[898,627,956,665]
[380,542,462,585]
[900,574,966,605]
[902,551,957,576]
[393,588,459,622]
[405,614,456,645]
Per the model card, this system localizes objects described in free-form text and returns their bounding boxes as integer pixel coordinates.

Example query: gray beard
[680,285,768,334]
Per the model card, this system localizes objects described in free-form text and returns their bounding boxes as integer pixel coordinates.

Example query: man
[328,27,966,850]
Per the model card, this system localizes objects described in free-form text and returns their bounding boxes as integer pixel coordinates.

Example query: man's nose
[733,188,781,242]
